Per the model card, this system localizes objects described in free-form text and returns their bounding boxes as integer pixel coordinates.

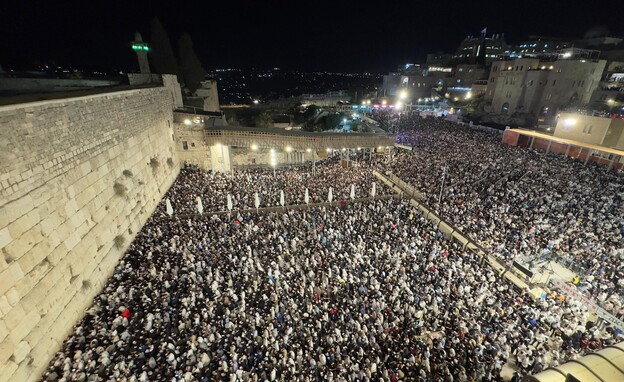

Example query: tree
[149,18,180,79]
[325,113,343,130]
[255,113,274,128]
[178,33,207,94]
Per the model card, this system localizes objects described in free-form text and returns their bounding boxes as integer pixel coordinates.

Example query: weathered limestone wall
[0,87,179,382]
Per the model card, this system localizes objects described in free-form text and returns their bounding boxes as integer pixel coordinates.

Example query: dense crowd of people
[41,113,624,382]
[42,197,621,382]
[388,115,624,318]
[155,159,387,216]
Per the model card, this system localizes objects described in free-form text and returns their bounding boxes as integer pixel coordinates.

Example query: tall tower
[131,32,151,74]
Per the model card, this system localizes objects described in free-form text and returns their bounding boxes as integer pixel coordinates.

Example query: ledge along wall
[0,87,180,381]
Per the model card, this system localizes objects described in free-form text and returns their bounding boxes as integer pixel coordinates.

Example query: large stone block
[0,227,13,249]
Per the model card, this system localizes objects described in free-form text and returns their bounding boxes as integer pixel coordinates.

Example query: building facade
[486,58,606,124]
[453,33,507,64]
[554,112,624,149]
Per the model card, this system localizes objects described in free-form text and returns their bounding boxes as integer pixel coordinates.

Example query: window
[528,80,534,86]
[520,66,523,71]
[501,103,510,114]
[493,66,498,72]
[191,142,196,147]
[557,68,562,73]
[182,141,188,150]
[552,80,557,86]
[572,81,576,87]
[540,106,549,116]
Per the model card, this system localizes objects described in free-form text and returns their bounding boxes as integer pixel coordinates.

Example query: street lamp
[399,90,408,100]
[251,144,258,151]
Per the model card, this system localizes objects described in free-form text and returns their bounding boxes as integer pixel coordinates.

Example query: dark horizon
[1,0,623,74]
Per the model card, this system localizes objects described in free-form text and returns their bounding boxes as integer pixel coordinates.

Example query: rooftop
[0,83,160,107]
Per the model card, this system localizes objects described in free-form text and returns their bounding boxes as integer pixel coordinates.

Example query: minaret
[131,32,151,74]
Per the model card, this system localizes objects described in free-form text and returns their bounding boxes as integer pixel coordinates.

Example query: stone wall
[0,87,179,382]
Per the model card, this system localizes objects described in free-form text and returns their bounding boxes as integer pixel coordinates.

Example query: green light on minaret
[132,43,150,52]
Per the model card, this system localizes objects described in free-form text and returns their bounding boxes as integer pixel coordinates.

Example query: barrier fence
[373,169,531,292]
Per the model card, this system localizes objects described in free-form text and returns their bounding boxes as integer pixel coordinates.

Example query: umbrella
[227,194,233,211]
[165,198,173,217]
[196,196,204,215]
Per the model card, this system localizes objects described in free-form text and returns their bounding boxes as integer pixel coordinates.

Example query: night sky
[1,0,622,73]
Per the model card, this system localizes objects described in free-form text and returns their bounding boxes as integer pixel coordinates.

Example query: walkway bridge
[203,126,395,151]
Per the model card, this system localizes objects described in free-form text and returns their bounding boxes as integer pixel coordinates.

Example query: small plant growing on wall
[167,157,174,167]
[113,182,127,196]
[113,235,125,249]
[122,169,133,177]
[149,157,160,169]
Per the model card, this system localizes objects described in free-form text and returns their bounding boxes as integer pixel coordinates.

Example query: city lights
[251,144,258,150]
[184,119,192,126]
[399,90,408,100]
[285,146,292,152]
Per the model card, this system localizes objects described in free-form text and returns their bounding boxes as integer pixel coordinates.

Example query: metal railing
[374,169,530,292]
